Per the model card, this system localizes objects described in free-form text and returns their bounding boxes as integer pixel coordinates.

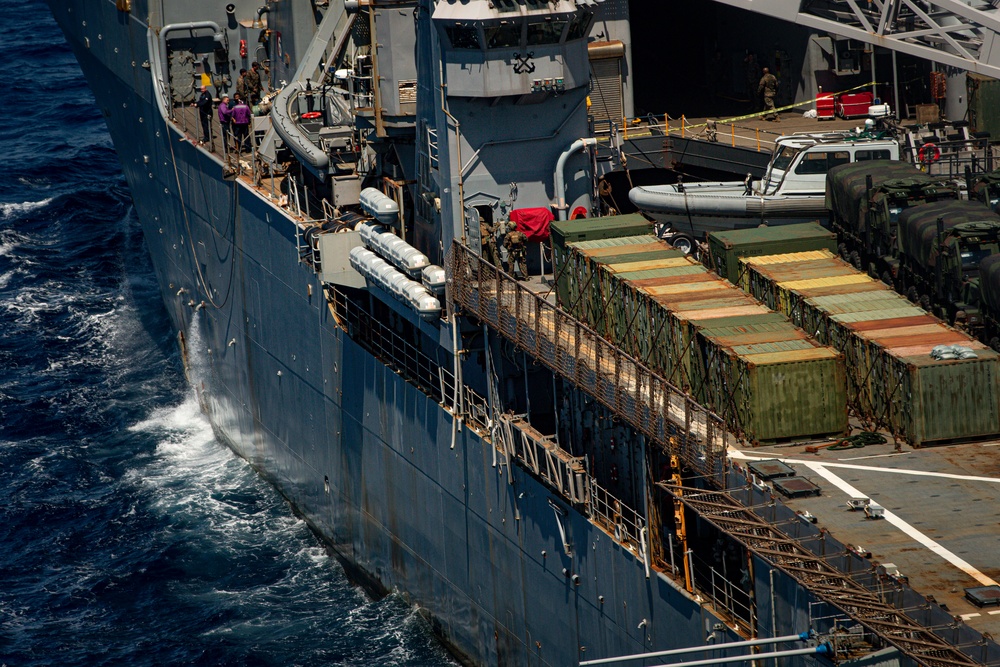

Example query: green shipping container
[892,350,1000,444]
[968,73,1000,145]
[551,213,654,272]
[741,251,1000,445]
[707,222,838,284]
[556,234,659,308]
[701,345,847,444]
[558,241,849,443]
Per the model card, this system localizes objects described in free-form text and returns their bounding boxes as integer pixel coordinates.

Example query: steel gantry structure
[711,0,1000,80]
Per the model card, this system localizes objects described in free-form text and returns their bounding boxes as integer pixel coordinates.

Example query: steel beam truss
[713,0,1000,79]
[657,483,983,667]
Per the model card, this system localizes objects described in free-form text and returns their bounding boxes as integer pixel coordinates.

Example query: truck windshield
[961,245,994,270]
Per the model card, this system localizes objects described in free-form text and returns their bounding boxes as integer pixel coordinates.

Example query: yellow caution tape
[663,81,879,132]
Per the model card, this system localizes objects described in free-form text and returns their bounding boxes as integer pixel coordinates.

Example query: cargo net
[448,242,730,479]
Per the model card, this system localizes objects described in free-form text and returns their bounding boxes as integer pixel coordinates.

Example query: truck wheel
[838,243,850,260]
[881,270,895,289]
[849,251,862,270]
[919,294,932,311]
[991,337,1000,352]
[906,286,919,303]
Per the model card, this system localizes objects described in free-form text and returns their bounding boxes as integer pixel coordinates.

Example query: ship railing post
[686,549,696,595]
[668,532,677,576]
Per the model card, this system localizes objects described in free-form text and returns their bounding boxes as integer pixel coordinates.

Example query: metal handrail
[447,242,731,481]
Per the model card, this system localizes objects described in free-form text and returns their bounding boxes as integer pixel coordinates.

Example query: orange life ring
[301,111,322,120]
[918,142,941,164]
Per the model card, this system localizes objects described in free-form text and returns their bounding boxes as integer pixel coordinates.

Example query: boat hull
[629,184,828,233]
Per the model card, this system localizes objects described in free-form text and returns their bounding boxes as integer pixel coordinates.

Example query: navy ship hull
[44,3,752,666]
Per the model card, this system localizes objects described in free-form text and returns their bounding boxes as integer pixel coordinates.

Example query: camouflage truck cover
[898,201,1000,268]
[970,167,1000,206]
[825,160,957,236]
[979,253,1000,315]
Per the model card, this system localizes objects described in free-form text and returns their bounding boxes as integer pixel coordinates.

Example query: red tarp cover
[510,207,554,242]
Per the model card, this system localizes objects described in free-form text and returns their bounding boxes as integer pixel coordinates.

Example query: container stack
[740,249,1000,446]
[551,214,654,306]
[557,236,848,444]
[706,222,838,285]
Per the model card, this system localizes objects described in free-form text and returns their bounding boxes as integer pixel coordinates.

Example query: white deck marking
[731,450,1000,484]
[837,452,911,461]
[801,462,999,588]
[989,610,1000,615]
[961,613,983,620]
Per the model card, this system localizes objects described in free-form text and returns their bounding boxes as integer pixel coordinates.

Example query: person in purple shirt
[230,95,252,153]
[217,95,233,150]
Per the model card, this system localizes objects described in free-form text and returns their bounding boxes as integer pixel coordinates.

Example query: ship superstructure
[45,1,1000,666]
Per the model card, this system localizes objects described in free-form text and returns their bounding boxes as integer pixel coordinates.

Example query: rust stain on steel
[859,323,956,341]
[581,241,665,257]
[848,314,938,332]
[710,330,809,347]
[736,347,840,365]
[877,330,974,349]
[673,305,771,320]
[652,292,755,310]
[605,257,693,273]
[631,273,727,290]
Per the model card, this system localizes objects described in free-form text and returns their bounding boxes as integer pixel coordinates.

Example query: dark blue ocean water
[0,3,455,665]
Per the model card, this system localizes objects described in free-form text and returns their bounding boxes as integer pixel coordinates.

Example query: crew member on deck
[217,95,233,151]
[758,67,778,121]
[247,61,263,104]
[504,222,528,281]
[479,216,498,265]
[194,85,213,145]
[231,95,252,153]
[235,68,248,104]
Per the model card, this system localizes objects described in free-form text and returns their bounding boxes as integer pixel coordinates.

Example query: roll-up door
[588,40,625,123]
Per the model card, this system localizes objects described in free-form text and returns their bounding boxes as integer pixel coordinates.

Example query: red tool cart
[836,92,875,119]
[816,92,835,120]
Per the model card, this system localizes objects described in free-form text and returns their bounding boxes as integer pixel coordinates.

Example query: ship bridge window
[794,150,849,175]
[526,19,566,46]
[446,25,481,49]
[854,149,892,161]
[486,21,522,49]
[567,10,593,41]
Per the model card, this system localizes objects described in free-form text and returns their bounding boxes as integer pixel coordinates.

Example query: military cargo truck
[826,160,958,283]
[977,254,1000,349]
[896,201,1000,329]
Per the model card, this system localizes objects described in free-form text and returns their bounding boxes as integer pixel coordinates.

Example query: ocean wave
[0,198,52,221]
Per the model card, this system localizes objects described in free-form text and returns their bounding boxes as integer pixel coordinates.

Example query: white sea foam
[0,198,52,220]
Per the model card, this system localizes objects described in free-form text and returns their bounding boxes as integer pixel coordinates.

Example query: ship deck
[731,436,1000,638]
[169,98,1000,646]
